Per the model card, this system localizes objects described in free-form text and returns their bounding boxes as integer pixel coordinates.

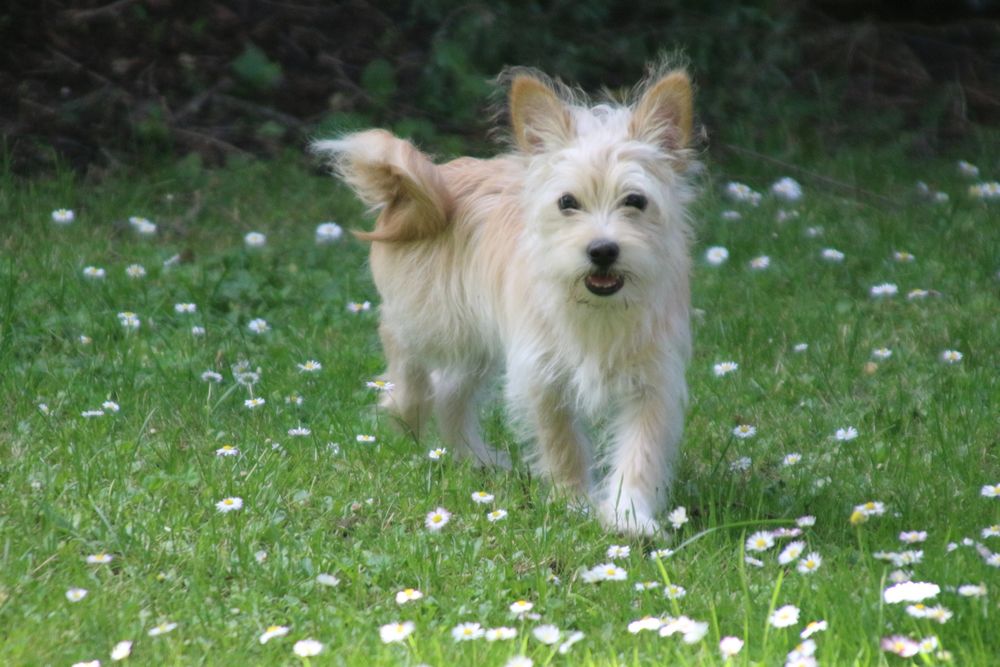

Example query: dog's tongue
[588,274,619,288]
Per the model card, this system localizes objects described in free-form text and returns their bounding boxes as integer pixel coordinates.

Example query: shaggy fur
[313,65,696,535]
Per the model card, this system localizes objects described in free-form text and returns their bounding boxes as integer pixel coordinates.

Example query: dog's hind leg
[378,324,432,440]
[433,368,511,469]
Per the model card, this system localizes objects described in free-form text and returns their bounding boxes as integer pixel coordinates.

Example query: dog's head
[507,67,696,308]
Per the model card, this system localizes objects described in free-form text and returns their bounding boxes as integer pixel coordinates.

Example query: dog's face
[510,72,694,307]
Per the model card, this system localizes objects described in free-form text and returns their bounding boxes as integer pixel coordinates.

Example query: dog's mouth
[584,272,625,296]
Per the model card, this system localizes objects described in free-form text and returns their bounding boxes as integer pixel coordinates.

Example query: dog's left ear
[630,70,693,152]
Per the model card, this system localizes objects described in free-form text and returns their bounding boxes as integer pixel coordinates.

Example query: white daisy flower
[425,507,451,531]
[870,283,898,298]
[244,232,267,248]
[771,177,803,202]
[532,624,561,645]
[883,581,940,604]
[471,491,495,504]
[110,640,133,661]
[820,248,844,262]
[396,588,423,604]
[83,266,106,279]
[486,509,508,522]
[247,318,269,334]
[174,303,197,314]
[125,264,146,279]
[705,246,730,266]
[732,424,756,439]
[297,360,322,373]
[215,497,243,513]
[66,587,88,602]
[834,427,858,441]
[379,621,414,643]
[259,625,289,644]
[292,639,323,657]
[315,222,343,243]
[147,621,178,636]
[52,208,75,224]
[745,531,775,552]
[667,506,688,530]
[768,604,800,628]
[713,361,738,377]
[940,350,963,364]
[452,622,485,641]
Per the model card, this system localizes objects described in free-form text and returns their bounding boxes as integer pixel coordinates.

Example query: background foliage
[4,0,1000,174]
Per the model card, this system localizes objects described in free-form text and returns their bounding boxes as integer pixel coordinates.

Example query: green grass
[1,146,998,666]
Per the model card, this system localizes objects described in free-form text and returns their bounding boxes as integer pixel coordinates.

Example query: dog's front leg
[598,378,685,537]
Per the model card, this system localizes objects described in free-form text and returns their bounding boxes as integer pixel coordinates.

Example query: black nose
[587,239,619,268]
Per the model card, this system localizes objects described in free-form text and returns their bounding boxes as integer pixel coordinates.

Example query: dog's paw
[597,499,662,537]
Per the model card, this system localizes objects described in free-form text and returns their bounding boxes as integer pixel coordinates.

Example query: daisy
[719,636,744,659]
[174,303,197,314]
[452,622,485,641]
[288,427,311,437]
[259,625,290,644]
[315,222,343,243]
[244,398,265,409]
[78,335,92,344]
[870,283,898,298]
[883,581,940,604]
[532,624,561,645]
[215,444,239,457]
[293,639,323,657]
[664,584,687,600]
[958,160,980,178]
[102,401,120,413]
[834,427,858,441]
[713,361,738,377]
[982,483,1000,497]
[347,301,371,313]
[129,216,157,235]
[395,588,423,604]
[485,627,517,641]
[366,380,395,392]
[725,182,762,205]
[297,360,322,373]
[744,555,765,568]
[509,599,534,615]
[247,318,269,334]
[52,208,75,224]
[634,581,660,591]
[893,250,915,263]
[940,350,963,364]
[285,394,304,405]
[899,530,927,543]
[425,507,451,531]
[316,573,340,587]
[504,657,533,667]
[356,434,376,444]
[71,661,99,667]
[796,552,822,574]
[793,342,809,352]
[820,248,844,262]
[804,225,822,237]
[660,616,709,643]
[778,541,805,565]
[148,621,177,636]
[783,453,802,466]
[191,326,206,336]
[769,604,800,628]
[705,246,729,266]
[649,548,675,560]
[872,347,892,360]
[81,410,105,418]
[83,266,106,279]
[558,630,585,654]
[380,621,415,643]
[957,583,987,597]
[607,544,630,559]
[732,424,756,439]
[125,264,146,279]
[110,640,133,661]
[907,288,930,299]
[428,447,447,460]
[598,563,627,581]
[215,497,243,513]
[969,181,1000,200]
[86,553,113,564]
[487,509,508,522]
[924,605,953,624]
[730,457,752,472]
[667,506,688,529]
[918,636,940,654]
[746,530,775,552]
[628,616,663,633]
[201,370,223,383]
[750,255,770,270]
[881,635,919,658]
[800,620,827,639]
[66,587,88,602]
[244,232,266,248]
[771,177,803,201]
[721,210,741,220]
[471,491,495,504]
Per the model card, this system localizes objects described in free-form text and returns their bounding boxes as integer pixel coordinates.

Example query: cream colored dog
[314,65,695,535]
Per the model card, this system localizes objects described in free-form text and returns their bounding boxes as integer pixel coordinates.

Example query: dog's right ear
[510,76,573,153]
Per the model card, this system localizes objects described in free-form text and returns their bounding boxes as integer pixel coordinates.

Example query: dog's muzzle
[584,272,625,296]
[585,239,624,295]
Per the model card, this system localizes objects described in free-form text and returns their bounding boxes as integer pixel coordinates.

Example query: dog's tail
[312,130,453,243]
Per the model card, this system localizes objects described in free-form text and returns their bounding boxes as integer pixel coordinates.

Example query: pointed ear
[509,75,573,153]
[630,70,693,151]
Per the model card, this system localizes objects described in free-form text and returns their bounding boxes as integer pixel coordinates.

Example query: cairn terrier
[314,64,695,535]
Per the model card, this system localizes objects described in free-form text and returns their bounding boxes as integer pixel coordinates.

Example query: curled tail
[312,130,453,243]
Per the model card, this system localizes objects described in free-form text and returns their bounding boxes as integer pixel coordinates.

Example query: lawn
[1,143,998,666]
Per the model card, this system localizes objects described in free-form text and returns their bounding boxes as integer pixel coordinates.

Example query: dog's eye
[557,194,579,212]
[623,193,647,210]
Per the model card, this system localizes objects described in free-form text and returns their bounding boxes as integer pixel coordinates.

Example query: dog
[313,64,695,535]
